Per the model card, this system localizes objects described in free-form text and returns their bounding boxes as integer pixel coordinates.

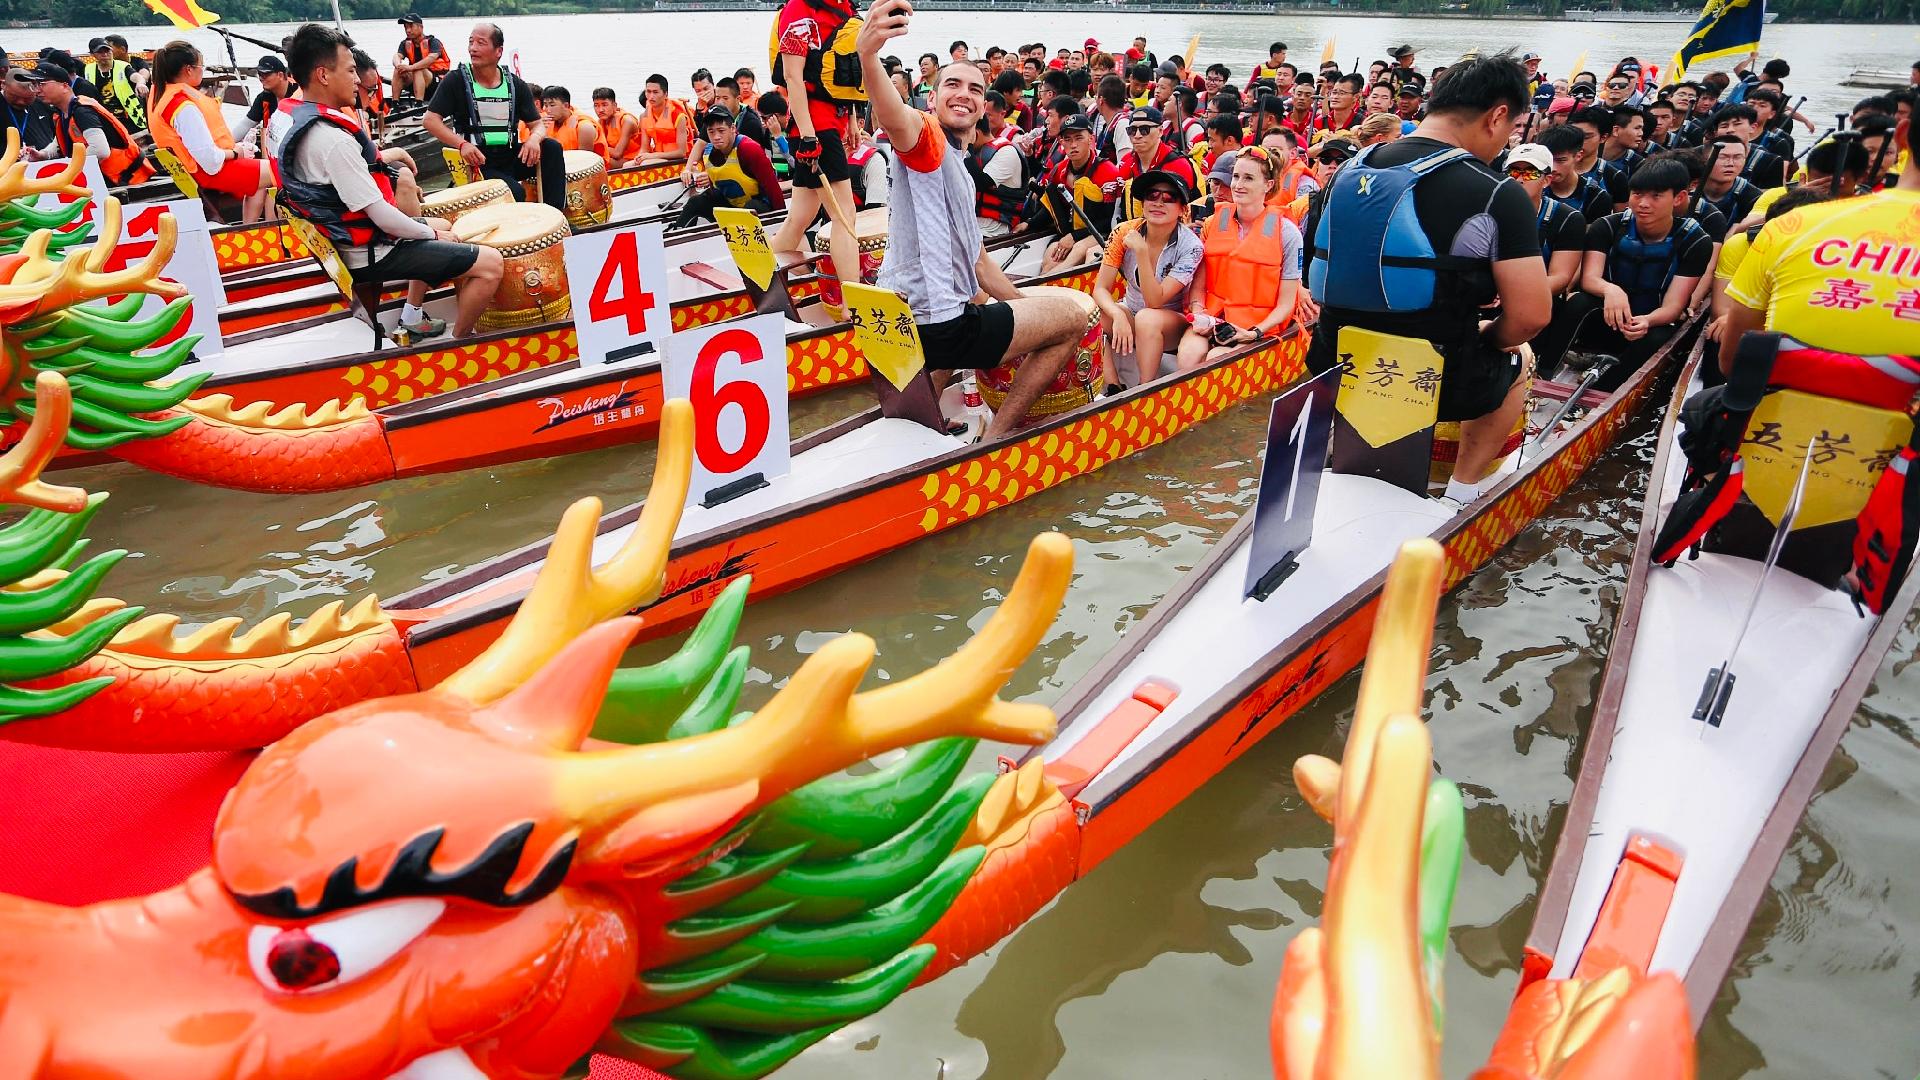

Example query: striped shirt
[876,112,982,324]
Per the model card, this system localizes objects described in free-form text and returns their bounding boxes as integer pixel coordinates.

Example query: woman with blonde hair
[1178,145,1302,368]
[1356,112,1402,146]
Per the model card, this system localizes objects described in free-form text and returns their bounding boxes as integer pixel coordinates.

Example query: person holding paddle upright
[856,0,1091,439]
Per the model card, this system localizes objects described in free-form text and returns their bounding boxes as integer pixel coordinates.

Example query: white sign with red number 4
[26,155,109,232]
[663,312,790,511]
[563,221,673,367]
[99,199,227,360]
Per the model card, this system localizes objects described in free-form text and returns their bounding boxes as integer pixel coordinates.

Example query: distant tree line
[12,0,530,34]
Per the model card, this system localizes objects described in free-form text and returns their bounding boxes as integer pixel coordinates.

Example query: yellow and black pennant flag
[1669,0,1765,81]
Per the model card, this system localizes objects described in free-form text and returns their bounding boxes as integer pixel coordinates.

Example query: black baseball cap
[700,106,735,128]
[1059,113,1094,135]
[88,37,110,52]
[1129,169,1189,202]
[1127,105,1163,126]
[397,12,423,24]
[32,63,66,84]
[1389,44,1417,58]
[258,55,287,75]
[1397,84,1422,98]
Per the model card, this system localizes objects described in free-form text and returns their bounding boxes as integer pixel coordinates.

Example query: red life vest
[272,102,400,250]
[973,127,1023,226]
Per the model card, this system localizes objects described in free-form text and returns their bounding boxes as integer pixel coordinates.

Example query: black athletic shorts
[919,301,1016,371]
[790,128,849,189]
[1306,323,1523,424]
[351,238,480,287]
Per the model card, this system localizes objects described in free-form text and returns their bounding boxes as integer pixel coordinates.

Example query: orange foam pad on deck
[1572,834,1685,981]
[1043,679,1180,799]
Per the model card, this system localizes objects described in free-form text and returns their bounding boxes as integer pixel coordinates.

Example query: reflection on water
[65,368,1920,1075]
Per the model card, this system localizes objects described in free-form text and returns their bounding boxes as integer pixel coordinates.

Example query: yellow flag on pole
[1321,37,1339,66]
[143,0,221,30]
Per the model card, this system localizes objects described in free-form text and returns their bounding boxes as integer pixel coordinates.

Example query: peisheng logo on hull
[534,381,644,433]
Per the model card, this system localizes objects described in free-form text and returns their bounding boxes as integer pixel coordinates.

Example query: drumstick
[817,179,857,237]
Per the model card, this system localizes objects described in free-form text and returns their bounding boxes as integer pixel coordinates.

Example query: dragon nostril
[266,928,341,990]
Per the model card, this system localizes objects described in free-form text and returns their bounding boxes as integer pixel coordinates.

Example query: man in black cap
[37,50,101,104]
[392,13,447,104]
[33,62,151,185]
[1035,112,1122,268]
[2,65,55,158]
[1115,104,1197,220]
[1389,45,1425,95]
[235,55,292,153]
[1521,51,1545,95]
[83,36,145,131]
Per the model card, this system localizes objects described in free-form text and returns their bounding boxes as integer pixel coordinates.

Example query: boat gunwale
[388,321,1303,639]
[1038,317,1697,824]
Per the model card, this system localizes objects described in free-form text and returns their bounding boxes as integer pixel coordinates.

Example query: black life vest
[274,102,400,250]
[1538,195,1578,261]
[1700,176,1759,225]
[969,133,1024,226]
[1604,213,1705,316]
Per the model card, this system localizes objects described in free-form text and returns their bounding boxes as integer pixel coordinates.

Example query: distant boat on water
[1564,8,1779,20]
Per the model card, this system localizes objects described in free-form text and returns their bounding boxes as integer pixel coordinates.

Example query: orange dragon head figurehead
[0,401,1073,1080]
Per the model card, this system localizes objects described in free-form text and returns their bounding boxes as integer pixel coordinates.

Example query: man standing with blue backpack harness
[1305,52,1551,503]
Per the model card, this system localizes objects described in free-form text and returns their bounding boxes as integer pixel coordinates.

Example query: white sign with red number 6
[663,312,790,506]
[562,221,673,367]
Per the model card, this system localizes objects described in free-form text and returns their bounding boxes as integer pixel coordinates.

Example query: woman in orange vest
[540,85,606,158]
[1178,145,1302,369]
[146,41,273,208]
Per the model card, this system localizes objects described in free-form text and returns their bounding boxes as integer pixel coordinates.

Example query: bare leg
[451,247,505,337]
[770,185,822,259]
[982,295,1087,440]
[1175,326,1212,370]
[1133,308,1185,381]
[392,65,407,98]
[1451,356,1530,484]
[406,280,428,308]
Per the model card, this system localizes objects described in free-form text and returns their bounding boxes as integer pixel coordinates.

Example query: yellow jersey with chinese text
[1726,189,1920,355]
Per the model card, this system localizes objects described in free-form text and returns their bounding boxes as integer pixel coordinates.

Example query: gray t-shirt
[876,112,983,324]
[1101,219,1204,312]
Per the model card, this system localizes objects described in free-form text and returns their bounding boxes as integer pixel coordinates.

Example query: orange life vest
[603,108,641,163]
[640,99,691,157]
[552,111,606,158]
[1268,160,1311,208]
[1201,205,1289,327]
[55,95,153,186]
[149,84,235,180]
[401,35,451,74]
[362,80,390,118]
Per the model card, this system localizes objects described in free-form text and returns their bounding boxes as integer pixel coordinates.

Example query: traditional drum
[812,205,889,310]
[419,177,512,227]
[453,202,573,332]
[561,149,613,228]
[977,285,1102,419]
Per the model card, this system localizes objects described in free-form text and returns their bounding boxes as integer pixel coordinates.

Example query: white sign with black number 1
[663,312,791,515]
[563,222,674,367]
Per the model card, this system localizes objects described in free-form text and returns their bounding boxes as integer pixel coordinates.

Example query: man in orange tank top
[593,87,642,167]
[636,73,691,164]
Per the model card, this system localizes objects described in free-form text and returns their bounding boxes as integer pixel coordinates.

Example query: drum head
[564,149,607,179]
[421,177,511,212]
[453,201,571,247]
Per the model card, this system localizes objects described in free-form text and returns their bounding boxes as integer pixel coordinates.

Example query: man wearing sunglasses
[1506,143,1585,298]
[1115,105,1197,221]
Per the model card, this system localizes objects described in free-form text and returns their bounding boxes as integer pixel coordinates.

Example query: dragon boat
[1,375,1096,1078]
[1523,335,1920,1023]
[1268,538,1695,1078]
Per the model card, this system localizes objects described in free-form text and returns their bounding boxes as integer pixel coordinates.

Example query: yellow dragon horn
[0,138,87,205]
[439,398,696,705]
[1333,538,1444,830]
[0,202,185,318]
[0,372,88,513]
[556,531,1073,845]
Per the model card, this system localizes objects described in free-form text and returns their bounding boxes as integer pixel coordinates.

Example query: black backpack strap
[1652,332,1784,565]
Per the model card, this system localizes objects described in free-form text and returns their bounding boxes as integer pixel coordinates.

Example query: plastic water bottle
[959,371,990,443]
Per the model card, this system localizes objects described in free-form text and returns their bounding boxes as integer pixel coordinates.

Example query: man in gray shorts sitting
[856,0,1089,439]
[281,22,503,339]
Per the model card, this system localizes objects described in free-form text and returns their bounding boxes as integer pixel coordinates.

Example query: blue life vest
[1702,176,1759,223]
[1606,212,1705,315]
[1538,196,1577,261]
[1308,142,1476,313]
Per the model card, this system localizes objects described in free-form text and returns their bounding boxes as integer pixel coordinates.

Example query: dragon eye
[247,898,445,994]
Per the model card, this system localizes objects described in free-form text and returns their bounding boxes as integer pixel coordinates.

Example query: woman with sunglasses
[1178,145,1302,368]
[1091,170,1203,386]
